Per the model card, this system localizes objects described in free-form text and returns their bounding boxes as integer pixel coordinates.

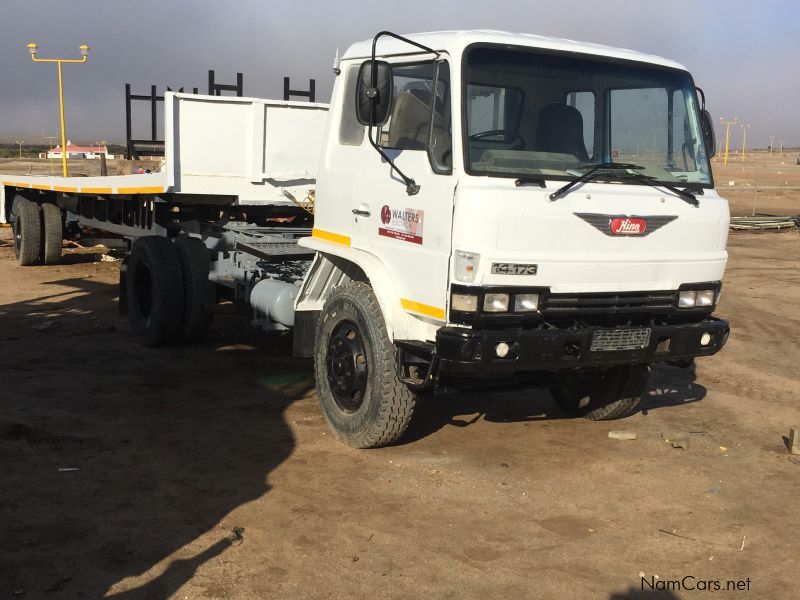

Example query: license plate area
[590,327,651,352]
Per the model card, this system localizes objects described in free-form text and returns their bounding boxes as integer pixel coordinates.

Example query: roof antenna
[332,48,341,75]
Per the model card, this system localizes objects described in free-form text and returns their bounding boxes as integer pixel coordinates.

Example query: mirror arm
[366,124,420,196]
[363,29,432,196]
[371,30,440,59]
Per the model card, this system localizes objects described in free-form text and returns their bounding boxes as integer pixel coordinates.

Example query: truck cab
[299,31,729,447]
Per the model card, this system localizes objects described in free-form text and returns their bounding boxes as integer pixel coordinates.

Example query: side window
[671,88,696,170]
[379,61,452,174]
[467,85,523,134]
[339,65,365,146]
[566,91,595,159]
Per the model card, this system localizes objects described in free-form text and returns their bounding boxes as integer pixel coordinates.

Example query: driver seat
[535,104,590,162]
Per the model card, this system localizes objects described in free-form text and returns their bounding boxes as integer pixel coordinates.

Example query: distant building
[42,141,114,160]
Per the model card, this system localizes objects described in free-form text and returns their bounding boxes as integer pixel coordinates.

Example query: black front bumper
[436,318,729,375]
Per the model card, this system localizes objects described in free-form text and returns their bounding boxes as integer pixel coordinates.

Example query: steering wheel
[469,129,525,149]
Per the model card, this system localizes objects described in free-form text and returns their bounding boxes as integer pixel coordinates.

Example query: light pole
[740,123,750,161]
[15,139,24,159]
[42,133,58,173]
[719,116,739,166]
[27,42,90,177]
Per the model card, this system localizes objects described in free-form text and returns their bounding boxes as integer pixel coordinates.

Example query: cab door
[351,59,455,324]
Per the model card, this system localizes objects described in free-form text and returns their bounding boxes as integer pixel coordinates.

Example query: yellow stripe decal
[401,298,446,321]
[117,186,164,194]
[79,187,113,194]
[311,228,351,247]
[31,184,52,191]
[15,182,32,188]
[54,186,78,193]
[2,181,13,186]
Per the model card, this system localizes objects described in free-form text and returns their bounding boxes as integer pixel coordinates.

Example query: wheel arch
[296,241,409,340]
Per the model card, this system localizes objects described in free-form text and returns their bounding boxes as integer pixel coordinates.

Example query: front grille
[543,291,677,316]
[590,327,651,352]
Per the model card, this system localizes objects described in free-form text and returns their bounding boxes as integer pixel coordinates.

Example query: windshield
[464,46,712,186]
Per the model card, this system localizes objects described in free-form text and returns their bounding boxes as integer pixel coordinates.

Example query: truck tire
[41,203,63,265]
[314,281,415,448]
[127,236,184,347]
[11,198,42,266]
[174,236,214,342]
[550,364,650,420]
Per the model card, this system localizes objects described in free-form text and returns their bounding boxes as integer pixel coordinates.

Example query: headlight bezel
[450,284,546,323]
[676,282,722,311]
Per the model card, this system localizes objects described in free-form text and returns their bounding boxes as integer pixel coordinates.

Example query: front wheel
[314,281,415,448]
[550,364,650,420]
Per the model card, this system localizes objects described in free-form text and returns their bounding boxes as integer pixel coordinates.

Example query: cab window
[379,61,452,173]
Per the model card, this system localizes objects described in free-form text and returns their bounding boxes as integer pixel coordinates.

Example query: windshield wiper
[615,172,701,206]
[549,163,645,201]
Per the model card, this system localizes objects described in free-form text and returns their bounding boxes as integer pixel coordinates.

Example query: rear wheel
[550,364,650,420]
[174,236,214,342]
[41,203,63,265]
[127,236,184,347]
[11,198,42,266]
[314,281,415,448]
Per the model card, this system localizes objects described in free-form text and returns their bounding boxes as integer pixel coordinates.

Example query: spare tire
[11,198,41,266]
[127,236,184,347]
[550,364,650,421]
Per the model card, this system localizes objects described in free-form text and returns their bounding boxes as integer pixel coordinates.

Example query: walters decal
[610,217,647,235]
[378,205,424,244]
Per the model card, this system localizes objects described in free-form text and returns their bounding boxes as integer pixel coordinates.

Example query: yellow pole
[56,61,68,177]
[27,43,89,178]
[741,124,748,162]
[724,123,730,166]
[719,117,739,166]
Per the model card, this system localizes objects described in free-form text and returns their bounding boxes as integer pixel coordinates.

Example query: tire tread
[314,281,415,448]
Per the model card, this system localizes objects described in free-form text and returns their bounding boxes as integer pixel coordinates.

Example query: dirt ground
[1,165,800,599]
[710,151,800,216]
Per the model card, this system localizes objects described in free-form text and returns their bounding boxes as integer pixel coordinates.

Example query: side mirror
[701,109,716,158]
[356,60,393,127]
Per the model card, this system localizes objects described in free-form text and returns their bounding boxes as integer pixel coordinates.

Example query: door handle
[352,208,371,217]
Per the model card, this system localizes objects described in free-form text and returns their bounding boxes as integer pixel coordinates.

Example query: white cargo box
[1,92,330,222]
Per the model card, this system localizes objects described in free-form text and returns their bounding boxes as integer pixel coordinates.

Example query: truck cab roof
[342,30,688,72]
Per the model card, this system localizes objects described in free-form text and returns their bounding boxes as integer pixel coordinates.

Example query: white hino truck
[1,31,730,447]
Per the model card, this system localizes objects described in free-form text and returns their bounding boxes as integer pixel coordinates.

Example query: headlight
[452,293,479,312]
[514,293,539,312]
[696,290,715,307]
[678,290,697,307]
[454,250,480,283]
[484,293,509,312]
[679,288,716,308]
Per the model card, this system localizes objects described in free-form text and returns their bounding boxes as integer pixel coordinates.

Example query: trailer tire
[550,364,650,421]
[127,236,184,347]
[314,281,415,448]
[174,236,214,342]
[41,203,63,265]
[11,198,42,266]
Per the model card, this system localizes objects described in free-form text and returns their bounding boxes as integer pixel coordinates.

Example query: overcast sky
[0,0,797,148]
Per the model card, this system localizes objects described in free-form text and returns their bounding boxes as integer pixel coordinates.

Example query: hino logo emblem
[610,217,646,235]
[574,213,678,237]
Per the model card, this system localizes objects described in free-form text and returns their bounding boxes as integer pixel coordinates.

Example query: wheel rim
[12,218,22,259]
[133,262,153,319]
[326,320,368,413]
